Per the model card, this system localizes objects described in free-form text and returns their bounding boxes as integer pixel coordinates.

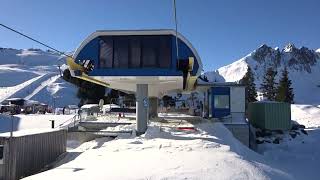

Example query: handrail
[58,114,78,128]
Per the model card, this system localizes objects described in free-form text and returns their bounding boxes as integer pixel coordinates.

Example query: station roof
[73,29,203,71]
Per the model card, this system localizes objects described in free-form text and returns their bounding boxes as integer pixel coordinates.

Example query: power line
[0,23,72,58]
[173,0,179,60]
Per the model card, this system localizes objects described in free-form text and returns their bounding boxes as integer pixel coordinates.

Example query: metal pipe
[173,0,179,60]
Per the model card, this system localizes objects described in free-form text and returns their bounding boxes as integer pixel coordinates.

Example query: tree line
[240,65,294,104]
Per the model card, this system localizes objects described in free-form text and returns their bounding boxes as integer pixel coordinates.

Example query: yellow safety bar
[66,57,110,87]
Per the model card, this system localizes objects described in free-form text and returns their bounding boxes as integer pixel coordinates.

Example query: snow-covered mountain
[0,47,80,107]
[204,44,320,104]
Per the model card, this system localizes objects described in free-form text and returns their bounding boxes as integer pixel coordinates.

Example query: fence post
[10,115,13,138]
[49,120,55,129]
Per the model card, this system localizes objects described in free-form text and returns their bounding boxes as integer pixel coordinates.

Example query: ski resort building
[67,29,203,134]
[197,82,246,121]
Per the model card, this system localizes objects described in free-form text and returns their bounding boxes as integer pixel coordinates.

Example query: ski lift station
[67,29,202,134]
[67,29,248,136]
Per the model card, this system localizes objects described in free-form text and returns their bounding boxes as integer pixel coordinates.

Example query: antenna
[173,0,179,60]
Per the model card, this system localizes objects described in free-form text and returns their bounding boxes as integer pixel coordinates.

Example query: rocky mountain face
[204,43,320,104]
[252,43,319,73]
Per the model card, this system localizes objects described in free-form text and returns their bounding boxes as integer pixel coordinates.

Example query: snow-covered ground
[0,48,80,107]
[256,104,320,180]
[291,104,320,128]
[0,113,75,133]
[21,104,320,180]
[1,47,319,179]
[24,122,282,180]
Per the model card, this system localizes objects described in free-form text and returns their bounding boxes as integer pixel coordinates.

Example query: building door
[211,87,230,118]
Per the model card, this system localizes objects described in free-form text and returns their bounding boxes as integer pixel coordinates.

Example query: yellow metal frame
[66,56,198,90]
[66,57,110,87]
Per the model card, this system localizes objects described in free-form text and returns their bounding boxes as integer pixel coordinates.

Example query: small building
[80,104,101,117]
[23,100,48,114]
[4,98,25,106]
[248,101,291,130]
[197,82,249,147]
[197,82,246,122]
[0,99,48,114]
[63,105,79,115]
[0,129,67,180]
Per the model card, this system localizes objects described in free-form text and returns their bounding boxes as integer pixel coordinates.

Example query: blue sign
[143,98,149,107]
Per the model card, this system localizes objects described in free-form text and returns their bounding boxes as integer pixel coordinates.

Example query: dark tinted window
[142,37,157,67]
[99,35,172,69]
[114,37,129,68]
[129,37,141,68]
[99,38,113,68]
[159,37,171,68]
[0,145,3,160]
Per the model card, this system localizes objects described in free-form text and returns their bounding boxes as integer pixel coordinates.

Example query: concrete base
[136,84,149,134]
[224,124,249,147]
[149,97,158,118]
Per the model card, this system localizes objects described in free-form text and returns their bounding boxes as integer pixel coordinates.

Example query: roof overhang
[72,29,203,74]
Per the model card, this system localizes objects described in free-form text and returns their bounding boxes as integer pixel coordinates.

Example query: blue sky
[1,0,320,71]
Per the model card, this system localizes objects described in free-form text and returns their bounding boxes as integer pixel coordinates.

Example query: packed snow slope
[0,48,79,107]
[24,105,320,180]
[204,44,320,104]
[25,122,291,180]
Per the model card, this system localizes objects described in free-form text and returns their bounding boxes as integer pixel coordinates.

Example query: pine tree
[276,67,294,103]
[261,67,278,101]
[240,65,257,102]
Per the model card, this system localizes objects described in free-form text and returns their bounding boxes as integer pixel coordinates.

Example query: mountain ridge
[204,43,320,104]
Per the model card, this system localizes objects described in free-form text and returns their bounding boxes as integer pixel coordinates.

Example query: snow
[215,56,250,82]
[0,48,80,107]
[211,47,320,104]
[0,47,319,179]
[102,104,120,111]
[16,103,320,180]
[0,128,61,137]
[0,113,75,133]
[81,104,99,109]
[25,122,286,180]
[291,104,320,128]
[255,104,320,180]
[158,112,197,118]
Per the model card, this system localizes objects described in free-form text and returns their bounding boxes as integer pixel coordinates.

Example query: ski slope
[0,48,80,107]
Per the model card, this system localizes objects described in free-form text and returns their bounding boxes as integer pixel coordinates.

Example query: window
[142,37,157,67]
[214,95,230,109]
[0,145,4,164]
[129,37,141,68]
[99,35,172,69]
[158,37,171,68]
[114,37,129,68]
[99,38,113,68]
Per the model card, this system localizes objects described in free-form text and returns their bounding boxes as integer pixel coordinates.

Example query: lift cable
[0,23,72,58]
[173,0,179,60]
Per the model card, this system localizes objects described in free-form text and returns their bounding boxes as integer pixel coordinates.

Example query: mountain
[204,44,320,104]
[0,47,80,107]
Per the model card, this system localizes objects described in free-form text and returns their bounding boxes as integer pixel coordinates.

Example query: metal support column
[149,97,158,118]
[136,84,148,135]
